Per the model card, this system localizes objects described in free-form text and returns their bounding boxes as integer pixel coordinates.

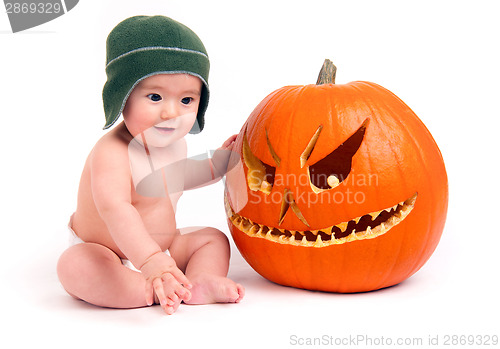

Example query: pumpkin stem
[316,59,337,85]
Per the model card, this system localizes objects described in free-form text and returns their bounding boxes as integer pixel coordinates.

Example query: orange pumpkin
[224,60,448,293]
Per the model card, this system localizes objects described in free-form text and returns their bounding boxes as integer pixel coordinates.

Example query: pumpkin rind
[225,64,448,293]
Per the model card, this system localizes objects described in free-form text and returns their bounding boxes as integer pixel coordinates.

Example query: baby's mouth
[154,126,175,134]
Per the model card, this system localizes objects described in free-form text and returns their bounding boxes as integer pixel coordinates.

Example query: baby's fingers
[153,277,169,310]
[161,273,191,302]
[145,279,154,306]
[225,134,237,145]
[171,269,192,290]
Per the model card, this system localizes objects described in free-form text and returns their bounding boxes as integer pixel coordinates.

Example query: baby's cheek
[182,112,198,131]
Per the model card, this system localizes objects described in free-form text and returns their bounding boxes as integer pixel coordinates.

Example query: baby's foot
[185,274,244,305]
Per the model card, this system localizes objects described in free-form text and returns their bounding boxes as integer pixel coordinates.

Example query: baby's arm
[183,134,237,189]
[90,139,191,312]
[135,135,237,197]
[211,134,238,178]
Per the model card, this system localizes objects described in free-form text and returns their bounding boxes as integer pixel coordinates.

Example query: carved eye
[305,119,369,193]
[242,130,279,195]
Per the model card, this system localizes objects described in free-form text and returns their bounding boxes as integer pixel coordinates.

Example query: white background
[1,1,499,348]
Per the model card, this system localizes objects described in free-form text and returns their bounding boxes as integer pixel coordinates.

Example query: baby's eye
[147,93,162,102]
[181,97,193,105]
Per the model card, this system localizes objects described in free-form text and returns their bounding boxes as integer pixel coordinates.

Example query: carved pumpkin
[224,60,448,293]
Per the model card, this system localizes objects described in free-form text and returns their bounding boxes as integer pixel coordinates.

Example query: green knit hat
[102,15,210,133]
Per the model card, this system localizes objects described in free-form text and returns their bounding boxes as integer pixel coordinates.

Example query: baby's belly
[73,200,178,259]
[140,206,178,251]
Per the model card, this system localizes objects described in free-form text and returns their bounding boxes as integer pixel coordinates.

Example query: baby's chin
[136,123,189,146]
[142,130,182,148]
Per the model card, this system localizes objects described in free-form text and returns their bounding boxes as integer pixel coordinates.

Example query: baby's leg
[57,243,153,309]
[169,227,244,304]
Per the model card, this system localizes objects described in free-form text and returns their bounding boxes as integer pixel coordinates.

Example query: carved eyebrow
[265,129,281,167]
[300,125,323,168]
[300,119,370,169]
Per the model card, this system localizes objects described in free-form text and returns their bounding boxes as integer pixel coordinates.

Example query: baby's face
[122,74,202,147]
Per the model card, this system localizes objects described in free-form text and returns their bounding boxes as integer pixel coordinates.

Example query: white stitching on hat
[106,46,208,68]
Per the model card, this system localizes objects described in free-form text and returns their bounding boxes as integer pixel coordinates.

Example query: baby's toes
[234,283,245,303]
[214,281,244,303]
[225,283,244,303]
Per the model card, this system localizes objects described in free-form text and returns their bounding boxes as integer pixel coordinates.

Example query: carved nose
[278,188,310,227]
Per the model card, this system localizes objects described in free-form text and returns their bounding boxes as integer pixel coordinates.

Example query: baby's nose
[160,103,178,120]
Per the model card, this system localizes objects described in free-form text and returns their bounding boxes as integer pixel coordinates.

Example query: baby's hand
[140,251,192,314]
[220,134,237,151]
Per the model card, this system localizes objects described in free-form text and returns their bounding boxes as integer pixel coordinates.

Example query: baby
[57,15,244,315]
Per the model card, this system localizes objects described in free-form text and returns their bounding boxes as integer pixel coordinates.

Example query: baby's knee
[203,227,229,246]
[189,227,230,254]
[57,243,117,288]
[57,246,81,292]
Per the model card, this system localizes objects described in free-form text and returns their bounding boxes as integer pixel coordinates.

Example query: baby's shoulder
[90,124,131,165]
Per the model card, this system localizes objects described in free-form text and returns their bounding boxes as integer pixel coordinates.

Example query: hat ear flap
[190,83,209,134]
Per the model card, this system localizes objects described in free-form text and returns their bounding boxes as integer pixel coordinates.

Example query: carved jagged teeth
[265,231,272,240]
[265,230,275,241]
[228,193,417,247]
[237,219,245,231]
[300,236,308,246]
[402,204,412,215]
[255,227,265,238]
[243,220,252,232]
[336,221,349,232]
[389,214,399,225]
[249,225,259,235]
[314,234,323,247]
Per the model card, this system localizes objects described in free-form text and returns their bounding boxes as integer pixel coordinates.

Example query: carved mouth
[225,193,417,247]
